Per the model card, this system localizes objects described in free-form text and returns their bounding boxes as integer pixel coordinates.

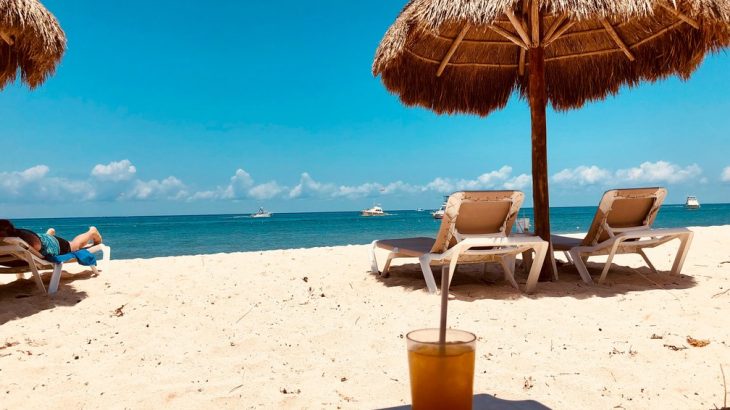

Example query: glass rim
[406,328,476,345]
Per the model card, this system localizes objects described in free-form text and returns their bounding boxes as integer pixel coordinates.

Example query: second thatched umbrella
[373,0,729,278]
[0,0,66,89]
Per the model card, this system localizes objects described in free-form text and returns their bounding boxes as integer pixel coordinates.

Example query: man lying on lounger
[0,219,103,258]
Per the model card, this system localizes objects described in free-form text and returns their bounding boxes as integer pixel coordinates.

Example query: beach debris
[686,337,710,348]
[717,364,728,410]
[523,376,534,390]
[340,377,347,382]
[0,341,19,350]
[112,304,126,317]
[236,306,255,323]
[302,276,308,282]
[663,344,687,351]
[650,334,663,340]
[609,347,636,357]
[280,387,301,395]
[712,288,730,298]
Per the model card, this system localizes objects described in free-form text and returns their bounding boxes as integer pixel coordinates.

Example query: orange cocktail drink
[407,329,476,410]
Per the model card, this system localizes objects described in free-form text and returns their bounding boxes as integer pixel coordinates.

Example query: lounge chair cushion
[551,234,582,251]
[375,237,435,256]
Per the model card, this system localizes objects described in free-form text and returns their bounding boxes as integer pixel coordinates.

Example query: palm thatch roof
[373,0,730,116]
[0,0,66,89]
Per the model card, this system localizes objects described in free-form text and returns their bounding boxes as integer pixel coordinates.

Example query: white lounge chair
[552,187,693,284]
[370,191,549,294]
[0,237,111,294]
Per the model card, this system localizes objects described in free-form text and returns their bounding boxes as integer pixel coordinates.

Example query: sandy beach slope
[1,225,729,409]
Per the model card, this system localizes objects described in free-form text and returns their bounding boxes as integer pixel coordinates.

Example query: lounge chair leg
[499,256,519,290]
[21,250,46,293]
[598,243,620,284]
[549,243,559,281]
[48,263,63,294]
[570,249,593,285]
[525,242,548,293]
[637,249,657,274]
[418,255,438,294]
[28,263,45,293]
[670,231,694,275]
[563,251,573,265]
[382,252,396,277]
[521,250,533,274]
[369,241,380,274]
[507,254,517,276]
[101,245,111,263]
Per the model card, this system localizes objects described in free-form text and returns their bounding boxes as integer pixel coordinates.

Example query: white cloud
[552,166,611,185]
[249,181,285,200]
[125,177,188,200]
[0,165,95,202]
[424,166,515,193]
[722,166,730,182]
[190,169,288,201]
[289,172,335,199]
[504,174,532,190]
[288,173,420,200]
[553,161,702,186]
[615,161,701,184]
[91,159,137,181]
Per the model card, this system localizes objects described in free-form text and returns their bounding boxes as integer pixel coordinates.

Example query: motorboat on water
[361,205,385,216]
[432,201,446,219]
[251,207,272,218]
[685,196,700,209]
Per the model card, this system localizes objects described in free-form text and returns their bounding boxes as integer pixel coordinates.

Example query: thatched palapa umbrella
[0,0,66,89]
[373,0,729,278]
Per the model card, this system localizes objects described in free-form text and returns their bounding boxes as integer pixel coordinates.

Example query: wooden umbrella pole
[528,45,557,281]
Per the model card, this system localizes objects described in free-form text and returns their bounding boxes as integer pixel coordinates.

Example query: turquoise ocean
[9,204,730,260]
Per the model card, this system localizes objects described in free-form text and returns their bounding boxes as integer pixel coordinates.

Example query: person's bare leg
[69,227,102,251]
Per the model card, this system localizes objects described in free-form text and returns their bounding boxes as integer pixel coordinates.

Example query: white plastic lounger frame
[0,237,111,294]
[370,191,549,294]
[553,188,693,284]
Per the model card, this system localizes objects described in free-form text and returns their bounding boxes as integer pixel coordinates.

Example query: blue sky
[1,1,729,218]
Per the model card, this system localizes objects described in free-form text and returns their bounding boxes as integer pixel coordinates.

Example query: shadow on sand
[379,393,551,410]
[372,259,697,301]
[0,269,98,325]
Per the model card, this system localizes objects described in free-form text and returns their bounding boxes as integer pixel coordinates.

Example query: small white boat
[251,207,272,218]
[361,205,385,217]
[432,201,446,219]
[685,196,700,209]
[416,208,425,212]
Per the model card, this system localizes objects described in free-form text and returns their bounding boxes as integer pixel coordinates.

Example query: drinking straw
[439,265,449,345]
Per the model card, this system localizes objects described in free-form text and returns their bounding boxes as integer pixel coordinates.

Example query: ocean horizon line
[10,201,728,221]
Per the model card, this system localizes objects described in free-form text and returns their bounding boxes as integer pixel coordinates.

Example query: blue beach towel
[45,249,97,266]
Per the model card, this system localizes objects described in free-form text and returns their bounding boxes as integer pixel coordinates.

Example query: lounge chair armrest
[436,235,547,260]
[458,235,548,247]
[613,227,693,241]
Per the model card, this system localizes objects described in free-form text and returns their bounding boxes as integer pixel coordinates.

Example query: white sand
[1,225,729,409]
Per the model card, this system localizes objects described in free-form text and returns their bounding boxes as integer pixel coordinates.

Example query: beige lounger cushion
[550,235,582,251]
[374,237,435,256]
